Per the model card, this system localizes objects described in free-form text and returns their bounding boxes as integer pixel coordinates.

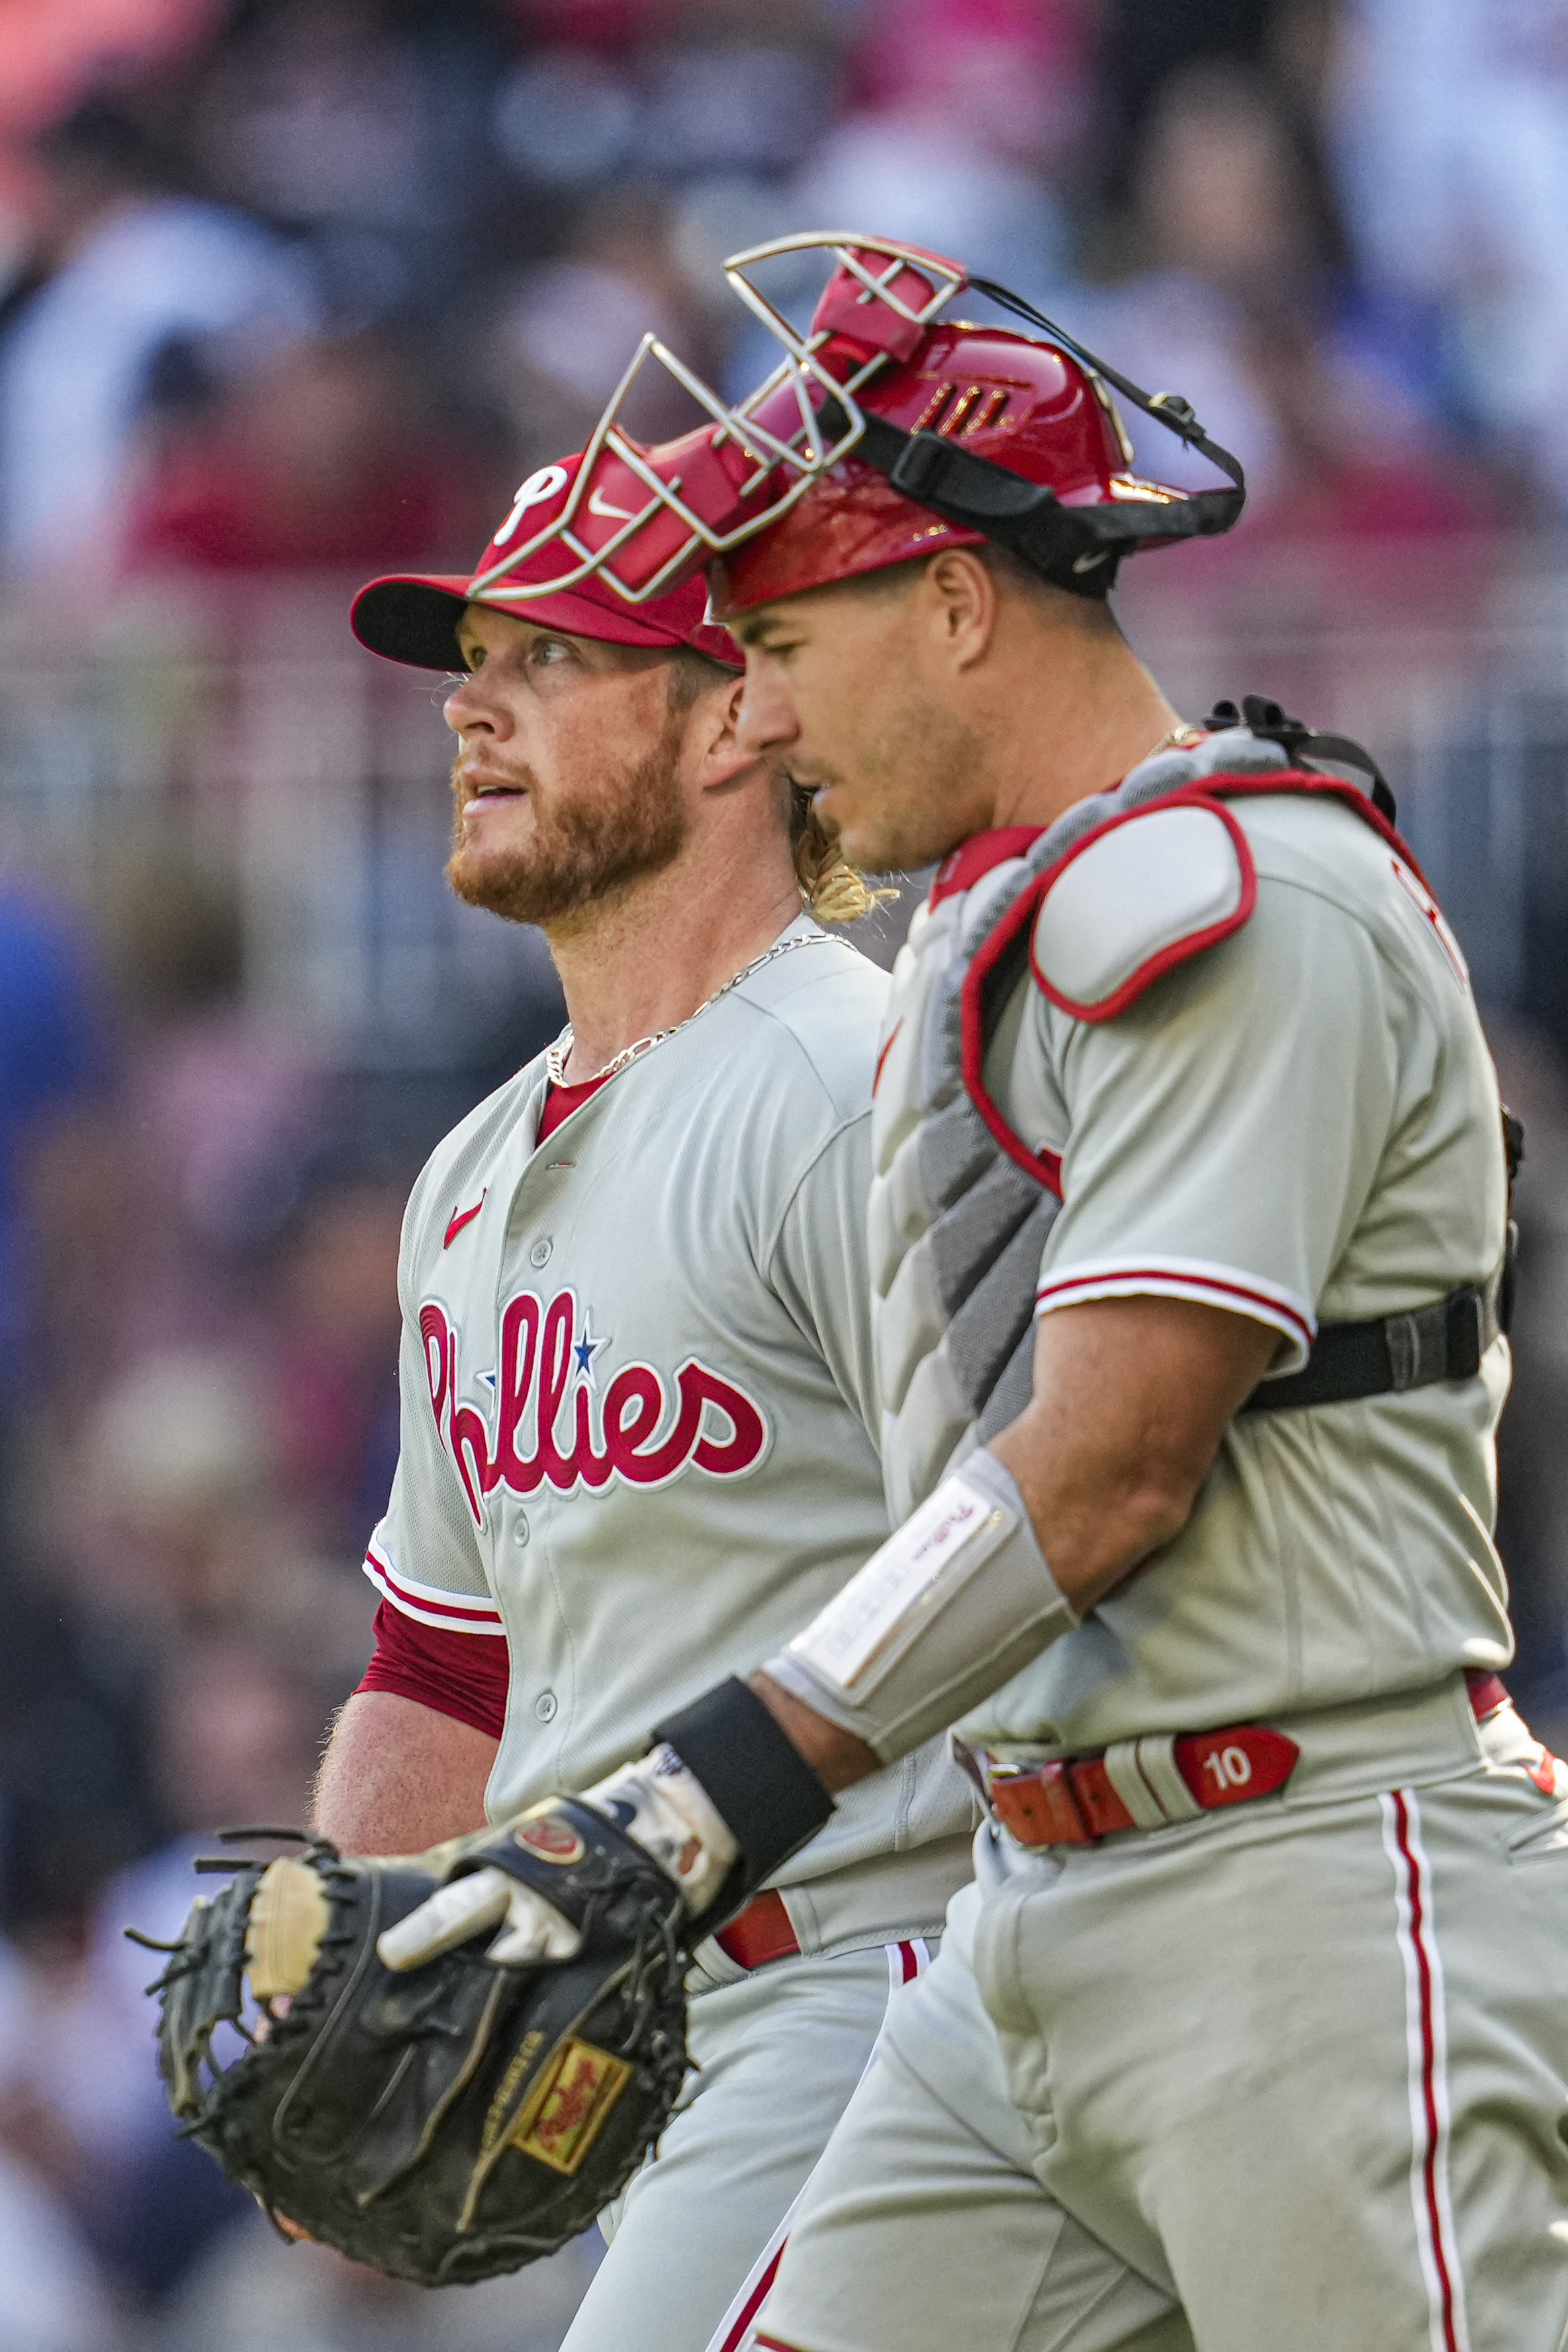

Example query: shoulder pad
[1029,797,1256,1022]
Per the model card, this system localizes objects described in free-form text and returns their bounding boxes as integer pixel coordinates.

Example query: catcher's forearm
[747,1305,1283,1771]
[313,1691,496,1853]
[747,1671,881,1793]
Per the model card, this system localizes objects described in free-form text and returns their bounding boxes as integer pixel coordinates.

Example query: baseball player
[322,453,977,2352]
[377,239,1567,2350]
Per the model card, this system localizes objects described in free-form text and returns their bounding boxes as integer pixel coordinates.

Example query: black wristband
[651,1677,835,1893]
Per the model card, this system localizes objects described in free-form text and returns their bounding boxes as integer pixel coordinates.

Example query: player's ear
[921,548,1001,673]
[691,673,767,795]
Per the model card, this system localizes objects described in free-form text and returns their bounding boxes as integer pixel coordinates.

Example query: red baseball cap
[350,450,741,671]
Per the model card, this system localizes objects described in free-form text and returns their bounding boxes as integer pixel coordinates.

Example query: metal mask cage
[465,236,971,606]
[467,232,1242,608]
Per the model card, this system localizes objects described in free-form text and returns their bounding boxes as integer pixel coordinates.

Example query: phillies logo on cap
[348,444,743,670]
[473,463,577,592]
[421,1286,770,1527]
[488,464,571,553]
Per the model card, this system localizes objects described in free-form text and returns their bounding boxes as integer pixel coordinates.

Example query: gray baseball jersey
[864,780,1512,1758]
[757,775,1565,2352]
[365,916,974,1941]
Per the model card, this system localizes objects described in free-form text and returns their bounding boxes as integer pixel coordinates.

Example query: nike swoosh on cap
[588,485,637,522]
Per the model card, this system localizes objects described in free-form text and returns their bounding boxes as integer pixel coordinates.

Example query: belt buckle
[988,1759,1094,1849]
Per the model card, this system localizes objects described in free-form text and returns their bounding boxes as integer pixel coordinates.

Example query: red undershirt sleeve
[356,1600,510,1742]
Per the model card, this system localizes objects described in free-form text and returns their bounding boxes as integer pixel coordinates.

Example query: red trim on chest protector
[1028,796,1258,1022]
[960,773,1431,1195]
[929,825,1044,908]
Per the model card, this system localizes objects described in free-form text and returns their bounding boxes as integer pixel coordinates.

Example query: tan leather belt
[980,1671,1512,1852]
[715,1887,800,1971]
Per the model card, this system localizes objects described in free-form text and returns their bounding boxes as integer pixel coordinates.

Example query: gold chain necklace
[545,931,833,1088]
[1144,723,1207,760]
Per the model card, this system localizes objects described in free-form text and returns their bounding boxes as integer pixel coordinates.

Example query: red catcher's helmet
[470,235,1244,618]
[349,449,740,672]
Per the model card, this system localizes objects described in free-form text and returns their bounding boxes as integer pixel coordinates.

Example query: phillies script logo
[421,1288,768,1525]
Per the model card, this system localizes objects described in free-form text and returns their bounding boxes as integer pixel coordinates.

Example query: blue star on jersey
[573,1311,608,1391]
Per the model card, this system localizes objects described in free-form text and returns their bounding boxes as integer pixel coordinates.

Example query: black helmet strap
[817,274,1246,598]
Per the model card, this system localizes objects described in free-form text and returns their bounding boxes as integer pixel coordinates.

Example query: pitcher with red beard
[308,455,977,2352]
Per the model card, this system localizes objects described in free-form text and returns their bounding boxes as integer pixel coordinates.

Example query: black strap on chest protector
[1203,692,1519,1415]
[1242,1109,1523,1417]
[1204,694,1399,824]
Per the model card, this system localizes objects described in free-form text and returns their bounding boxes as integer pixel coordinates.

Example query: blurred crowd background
[1,0,1567,2343]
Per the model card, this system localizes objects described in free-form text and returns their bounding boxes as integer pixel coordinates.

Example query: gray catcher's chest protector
[869,715,1516,1525]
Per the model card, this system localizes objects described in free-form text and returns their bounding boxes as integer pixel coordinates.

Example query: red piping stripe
[715,2244,788,2352]
[1035,1267,1313,1350]
[1389,1790,1465,2352]
[365,1548,504,1629]
[872,1018,904,1098]
[727,1940,931,2352]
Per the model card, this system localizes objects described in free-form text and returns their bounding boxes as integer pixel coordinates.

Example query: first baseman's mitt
[140,1807,690,2286]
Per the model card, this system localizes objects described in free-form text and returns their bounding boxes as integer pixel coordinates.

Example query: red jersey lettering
[420,1288,770,1525]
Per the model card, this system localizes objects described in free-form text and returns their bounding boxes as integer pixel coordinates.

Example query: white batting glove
[377,1867,582,1971]
[584,1743,738,1916]
[375,1744,738,1974]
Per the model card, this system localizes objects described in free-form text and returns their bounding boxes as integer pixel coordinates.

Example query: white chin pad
[764,1451,1076,1763]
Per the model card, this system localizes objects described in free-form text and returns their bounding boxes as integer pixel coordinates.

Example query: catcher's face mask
[465,232,1246,614]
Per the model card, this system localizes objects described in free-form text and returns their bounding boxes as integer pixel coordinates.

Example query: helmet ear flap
[810,256,954,361]
[724,236,967,371]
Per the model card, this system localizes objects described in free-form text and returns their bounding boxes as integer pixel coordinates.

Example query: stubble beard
[445,729,688,928]
[835,689,982,874]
